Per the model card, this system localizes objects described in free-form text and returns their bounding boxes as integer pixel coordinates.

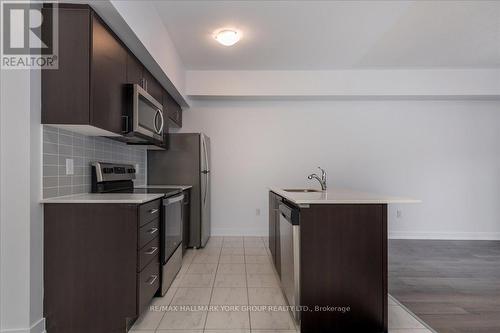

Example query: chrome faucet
[308,167,327,191]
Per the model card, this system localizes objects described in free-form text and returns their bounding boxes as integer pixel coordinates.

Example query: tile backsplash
[42,126,147,198]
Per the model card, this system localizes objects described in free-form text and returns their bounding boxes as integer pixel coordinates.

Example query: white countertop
[40,185,192,204]
[40,193,166,204]
[269,187,420,205]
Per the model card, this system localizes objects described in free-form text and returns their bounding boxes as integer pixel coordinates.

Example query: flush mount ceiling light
[214,29,241,46]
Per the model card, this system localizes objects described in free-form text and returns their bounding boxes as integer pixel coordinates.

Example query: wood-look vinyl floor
[389,240,500,333]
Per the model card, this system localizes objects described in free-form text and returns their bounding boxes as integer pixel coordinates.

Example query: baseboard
[213,229,500,240]
[0,318,45,333]
[30,318,45,333]
[389,231,500,240]
[211,227,267,237]
[389,295,438,333]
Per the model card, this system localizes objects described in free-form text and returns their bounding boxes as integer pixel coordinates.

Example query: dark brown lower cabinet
[44,200,161,333]
[268,192,281,276]
[269,192,388,333]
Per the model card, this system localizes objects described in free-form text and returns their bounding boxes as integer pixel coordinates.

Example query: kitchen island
[268,187,419,333]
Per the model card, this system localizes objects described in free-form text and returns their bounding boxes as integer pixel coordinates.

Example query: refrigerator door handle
[203,173,208,206]
[202,134,209,172]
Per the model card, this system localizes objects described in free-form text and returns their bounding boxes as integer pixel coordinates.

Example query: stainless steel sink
[283,188,322,193]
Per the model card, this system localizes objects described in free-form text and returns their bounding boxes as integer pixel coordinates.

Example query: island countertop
[269,187,420,205]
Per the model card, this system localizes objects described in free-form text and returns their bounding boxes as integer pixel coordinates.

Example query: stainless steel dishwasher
[279,202,300,322]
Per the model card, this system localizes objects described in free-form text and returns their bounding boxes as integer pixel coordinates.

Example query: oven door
[131,84,164,143]
[162,193,184,264]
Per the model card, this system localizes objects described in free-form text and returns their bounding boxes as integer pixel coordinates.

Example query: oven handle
[163,194,184,206]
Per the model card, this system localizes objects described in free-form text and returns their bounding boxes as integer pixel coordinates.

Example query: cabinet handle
[146,275,158,285]
[148,227,158,235]
[145,247,158,255]
[122,115,129,133]
[149,208,159,214]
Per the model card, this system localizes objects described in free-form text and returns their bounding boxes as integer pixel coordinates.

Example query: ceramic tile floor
[131,236,434,333]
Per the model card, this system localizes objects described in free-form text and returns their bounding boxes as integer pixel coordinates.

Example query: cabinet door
[44,203,137,333]
[169,100,182,128]
[143,70,163,104]
[171,105,182,128]
[269,192,276,263]
[162,89,170,137]
[126,52,144,86]
[163,90,182,128]
[42,6,90,125]
[91,13,127,134]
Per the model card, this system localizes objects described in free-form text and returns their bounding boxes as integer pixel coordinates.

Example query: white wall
[179,99,500,239]
[0,68,44,332]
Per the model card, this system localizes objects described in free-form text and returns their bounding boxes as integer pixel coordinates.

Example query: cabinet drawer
[139,199,161,226]
[138,237,159,272]
[139,219,160,249]
[137,259,160,314]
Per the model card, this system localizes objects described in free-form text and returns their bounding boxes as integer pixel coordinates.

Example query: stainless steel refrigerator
[147,133,211,248]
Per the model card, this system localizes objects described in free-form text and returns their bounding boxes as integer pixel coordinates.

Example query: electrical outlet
[396,209,402,218]
[65,158,74,175]
[256,208,261,216]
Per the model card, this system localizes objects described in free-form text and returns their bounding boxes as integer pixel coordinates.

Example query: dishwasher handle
[163,194,184,206]
[279,203,300,225]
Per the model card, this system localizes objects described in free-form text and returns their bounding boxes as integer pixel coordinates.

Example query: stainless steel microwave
[123,84,165,144]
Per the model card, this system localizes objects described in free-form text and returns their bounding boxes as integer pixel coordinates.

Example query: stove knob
[102,168,113,174]
[114,167,125,174]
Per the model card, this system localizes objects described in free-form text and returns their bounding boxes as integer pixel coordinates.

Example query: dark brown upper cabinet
[42,4,183,141]
[42,5,127,135]
[143,70,163,103]
[91,13,127,135]
[126,52,144,86]
[163,89,182,128]
[126,52,163,106]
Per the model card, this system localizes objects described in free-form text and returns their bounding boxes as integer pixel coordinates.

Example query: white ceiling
[153,0,500,70]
